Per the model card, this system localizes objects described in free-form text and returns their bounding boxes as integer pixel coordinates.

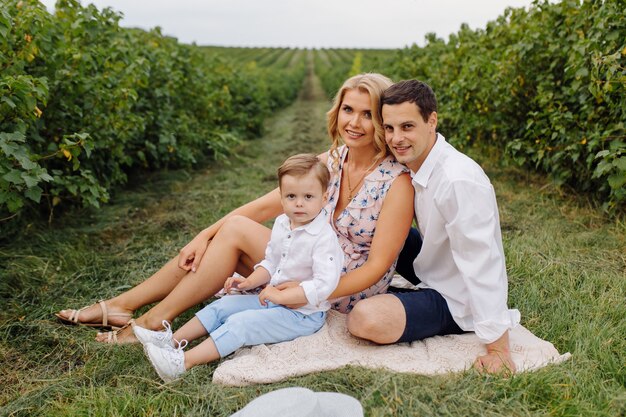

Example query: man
[347,80,520,374]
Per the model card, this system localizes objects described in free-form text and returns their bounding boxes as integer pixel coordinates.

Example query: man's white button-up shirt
[411,133,520,343]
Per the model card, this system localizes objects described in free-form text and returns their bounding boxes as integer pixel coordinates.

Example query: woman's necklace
[345,156,381,201]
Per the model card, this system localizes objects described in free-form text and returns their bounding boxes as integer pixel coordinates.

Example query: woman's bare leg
[96,216,271,343]
[56,256,188,328]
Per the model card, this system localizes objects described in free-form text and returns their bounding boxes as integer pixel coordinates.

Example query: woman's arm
[178,187,283,271]
[180,150,331,272]
[330,173,414,298]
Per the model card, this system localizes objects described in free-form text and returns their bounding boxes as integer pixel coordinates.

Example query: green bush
[389,0,625,212]
[0,0,305,229]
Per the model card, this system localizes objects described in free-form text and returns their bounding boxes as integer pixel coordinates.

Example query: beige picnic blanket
[213,309,571,386]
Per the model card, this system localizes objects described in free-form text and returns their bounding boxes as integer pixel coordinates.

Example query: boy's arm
[259,284,306,306]
[299,230,343,307]
[260,231,343,307]
[224,266,272,293]
[255,216,283,277]
[239,267,272,290]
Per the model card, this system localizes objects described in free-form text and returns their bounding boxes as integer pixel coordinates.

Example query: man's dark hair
[381,80,437,122]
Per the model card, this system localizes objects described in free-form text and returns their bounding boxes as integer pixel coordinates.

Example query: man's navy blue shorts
[390,228,465,343]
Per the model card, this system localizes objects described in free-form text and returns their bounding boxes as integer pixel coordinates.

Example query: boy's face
[280,171,328,229]
[382,101,437,172]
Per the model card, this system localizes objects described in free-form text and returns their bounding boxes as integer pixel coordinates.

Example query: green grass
[1,69,625,416]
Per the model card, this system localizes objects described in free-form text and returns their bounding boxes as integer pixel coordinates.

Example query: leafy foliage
[388,0,625,212]
[0,0,306,228]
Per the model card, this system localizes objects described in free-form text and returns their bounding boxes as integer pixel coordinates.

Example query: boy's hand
[274,281,307,309]
[258,285,282,306]
[224,276,248,294]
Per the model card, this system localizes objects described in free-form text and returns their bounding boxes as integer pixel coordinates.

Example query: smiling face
[337,89,376,151]
[279,171,328,229]
[382,101,438,172]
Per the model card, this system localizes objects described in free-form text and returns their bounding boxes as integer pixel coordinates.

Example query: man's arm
[439,179,518,374]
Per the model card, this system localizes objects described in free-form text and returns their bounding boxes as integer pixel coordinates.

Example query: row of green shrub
[387,0,624,212]
[201,47,307,115]
[313,49,354,99]
[0,0,306,228]
[312,48,397,100]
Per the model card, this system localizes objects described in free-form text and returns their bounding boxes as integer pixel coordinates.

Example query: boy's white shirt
[256,210,343,314]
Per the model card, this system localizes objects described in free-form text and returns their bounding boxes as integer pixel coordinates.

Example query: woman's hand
[177,230,213,272]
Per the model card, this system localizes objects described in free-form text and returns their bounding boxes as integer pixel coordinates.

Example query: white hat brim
[231,387,363,417]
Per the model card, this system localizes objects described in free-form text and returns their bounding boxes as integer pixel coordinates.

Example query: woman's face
[337,89,376,151]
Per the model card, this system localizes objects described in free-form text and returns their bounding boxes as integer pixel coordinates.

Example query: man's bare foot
[56,300,133,329]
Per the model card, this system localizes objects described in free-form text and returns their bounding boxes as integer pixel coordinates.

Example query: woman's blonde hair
[326,73,393,169]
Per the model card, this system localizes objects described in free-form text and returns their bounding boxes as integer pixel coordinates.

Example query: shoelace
[160,320,187,351]
[161,320,172,333]
[145,320,173,343]
[173,338,188,350]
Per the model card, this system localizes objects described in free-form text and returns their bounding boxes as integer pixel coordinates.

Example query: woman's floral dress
[325,145,409,313]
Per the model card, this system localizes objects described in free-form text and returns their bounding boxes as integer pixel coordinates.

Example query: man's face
[382,102,437,172]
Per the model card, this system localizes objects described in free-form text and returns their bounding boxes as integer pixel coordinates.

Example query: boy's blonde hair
[278,154,330,192]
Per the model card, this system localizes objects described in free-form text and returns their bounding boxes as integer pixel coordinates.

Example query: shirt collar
[278,209,329,235]
[411,133,445,188]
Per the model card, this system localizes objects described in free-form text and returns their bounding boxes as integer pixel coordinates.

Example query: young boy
[132,153,343,382]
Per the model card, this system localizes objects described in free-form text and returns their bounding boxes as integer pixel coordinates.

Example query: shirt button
[287,235,291,239]
[282,253,286,257]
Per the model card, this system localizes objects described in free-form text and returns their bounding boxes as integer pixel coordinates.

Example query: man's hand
[473,351,516,375]
[473,330,516,376]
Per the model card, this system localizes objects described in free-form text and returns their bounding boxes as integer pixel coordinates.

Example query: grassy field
[1,68,624,416]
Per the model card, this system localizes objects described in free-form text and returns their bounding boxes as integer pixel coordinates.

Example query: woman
[56,73,414,343]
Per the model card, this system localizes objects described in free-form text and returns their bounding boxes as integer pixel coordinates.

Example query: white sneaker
[132,320,173,348]
[145,340,188,383]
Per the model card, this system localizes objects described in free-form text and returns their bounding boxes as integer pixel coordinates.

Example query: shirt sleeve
[300,229,343,307]
[256,222,280,276]
[438,179,519,344]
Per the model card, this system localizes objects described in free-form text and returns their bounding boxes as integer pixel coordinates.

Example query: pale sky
[39,0,539,49]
